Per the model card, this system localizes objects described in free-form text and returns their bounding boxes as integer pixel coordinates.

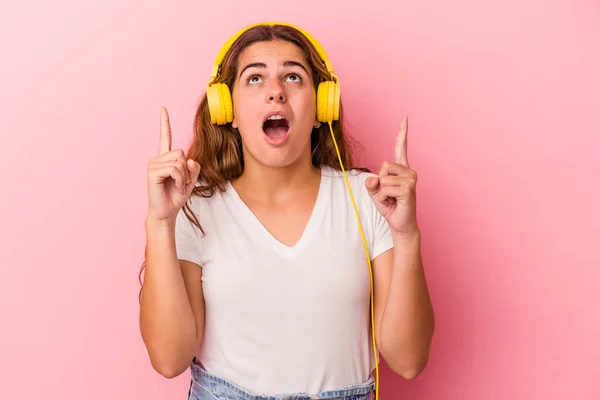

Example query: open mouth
[262,114,290,140]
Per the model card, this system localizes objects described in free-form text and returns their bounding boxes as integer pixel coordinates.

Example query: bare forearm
[380,230,434,378]
[139,217,197,377]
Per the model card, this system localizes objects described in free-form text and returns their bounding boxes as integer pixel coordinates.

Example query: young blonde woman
[139,22,434,400]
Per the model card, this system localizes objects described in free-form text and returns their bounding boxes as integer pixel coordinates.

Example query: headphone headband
[209,22,336,84]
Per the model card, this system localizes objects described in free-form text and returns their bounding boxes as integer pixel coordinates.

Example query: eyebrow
[238,61,309,78]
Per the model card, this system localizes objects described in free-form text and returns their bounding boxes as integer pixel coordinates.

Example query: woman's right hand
[147,107,201,223]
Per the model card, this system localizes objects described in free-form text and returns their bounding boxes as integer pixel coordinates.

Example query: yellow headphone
[206,22,380,399]
[206,22,340,126]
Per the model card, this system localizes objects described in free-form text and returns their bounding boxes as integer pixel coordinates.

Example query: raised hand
[365,116,419,236]
[147,107,201,222]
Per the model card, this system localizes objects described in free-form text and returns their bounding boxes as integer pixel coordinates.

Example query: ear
[232,119,238,129]
[314,121,321,128]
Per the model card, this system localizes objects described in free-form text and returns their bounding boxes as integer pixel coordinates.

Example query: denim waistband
[187,358,375,400]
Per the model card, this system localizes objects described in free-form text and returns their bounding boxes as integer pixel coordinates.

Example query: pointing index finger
[159,106,172,155]
[395,116,409,167]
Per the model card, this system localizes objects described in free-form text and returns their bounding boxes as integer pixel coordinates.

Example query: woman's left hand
[365,116,419,237]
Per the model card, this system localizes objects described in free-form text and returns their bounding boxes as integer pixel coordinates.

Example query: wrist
[145,215,177,233]
[392,228,421,243]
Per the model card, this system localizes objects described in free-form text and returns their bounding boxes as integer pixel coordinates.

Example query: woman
[139,22,434,400]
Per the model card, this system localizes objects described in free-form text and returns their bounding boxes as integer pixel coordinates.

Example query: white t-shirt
[175,165,394,395]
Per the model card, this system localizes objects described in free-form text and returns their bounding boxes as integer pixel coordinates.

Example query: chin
[244,140,310,170]
[254,150,304,169]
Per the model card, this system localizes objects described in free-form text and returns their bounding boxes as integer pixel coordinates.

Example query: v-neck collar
[225,167,327,260]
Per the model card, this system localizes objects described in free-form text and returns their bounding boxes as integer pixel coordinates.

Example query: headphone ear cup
[332,80,340,121]
[207,83,233,125]
[218,83,233,125]
[316,80,340,123]
[207,84,221,125]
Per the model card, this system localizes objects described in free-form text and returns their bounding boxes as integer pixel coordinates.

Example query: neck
[232,157,321,204]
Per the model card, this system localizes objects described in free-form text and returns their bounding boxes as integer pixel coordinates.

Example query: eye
[286,73,302,83]
[247,75,262,84]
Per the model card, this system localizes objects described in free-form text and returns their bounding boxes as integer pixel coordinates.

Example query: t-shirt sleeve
[361,173,395,260]
[174,206,203,266]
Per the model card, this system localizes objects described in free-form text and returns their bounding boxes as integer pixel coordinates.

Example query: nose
[266,81,286,103]
[268,94,285,101]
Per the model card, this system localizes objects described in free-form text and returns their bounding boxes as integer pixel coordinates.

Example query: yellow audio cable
[328,121,379,400]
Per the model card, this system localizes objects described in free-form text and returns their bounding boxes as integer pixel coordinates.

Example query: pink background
[1,0,599,399]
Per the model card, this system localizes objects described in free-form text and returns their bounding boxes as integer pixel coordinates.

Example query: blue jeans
[187,358,375,400]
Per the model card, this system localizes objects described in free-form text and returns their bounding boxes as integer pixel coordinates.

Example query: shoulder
[187,179,232,210]
[320,165,394,258]
[174,180,231,235]
[320,165,377,199]
[320,165,380,221]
